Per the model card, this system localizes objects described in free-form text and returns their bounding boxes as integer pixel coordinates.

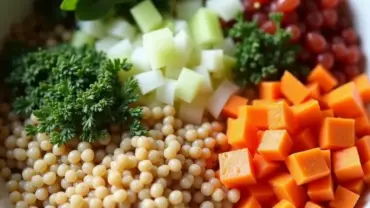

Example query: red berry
[342,28,358,44]
[306,12,324,29]
[276,0,300,13]
[322,9,338,27]
[286,25,301,42]
[321,0,339,9]
[317,52,335,69]
[261,21,277,34]
[331,43,348,60]
[306,32,327,53]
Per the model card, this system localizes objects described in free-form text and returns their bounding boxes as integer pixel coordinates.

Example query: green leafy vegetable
[229,13,308,87]
[8,45,146,145]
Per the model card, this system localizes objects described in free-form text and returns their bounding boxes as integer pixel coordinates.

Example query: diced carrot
[322,82,364,118]
[238,105,268,129]
[356,135,370,163]
[222,95,248,118]
[286,148,330,185]
[258,130,293,161]
[304,201,322,208]
[333,147,363,182]
[259,81,283,100]
[247,183,276,206]
[253,153,281,179]
[281,71,310,105]
[341,179,365,194]
[291,99,322,128]
[329,186,360,208]
[307,175,334,202]
[269,173,307,207]
[219,148,256,188]
[319,117,355,150]
[252,99,274,107]
[321,109,334,118]
[353,73,370,104]
[267,101,296,134]
[227,118,259,151]
[273,199,296,208]
[354,112,370,136]
[306,83,321,100]
[321,150,331,170]
[363,161,370,184]
[237,196,262,208]
[307,64,338,93]
[292,128,318,152]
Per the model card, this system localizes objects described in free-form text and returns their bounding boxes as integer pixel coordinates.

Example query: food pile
[0,0,368,207]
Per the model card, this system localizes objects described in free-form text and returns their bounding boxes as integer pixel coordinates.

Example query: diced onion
[95,37,120,53]
[78,20,106,38]
[107,39,133,60]
[134,70,165,95]
[107,19,137,40]
[156,79,177,105]
[206,0,243,22]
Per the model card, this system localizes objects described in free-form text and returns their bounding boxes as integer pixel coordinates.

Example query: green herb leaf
[75,0,116,20]
[60,0,79,11]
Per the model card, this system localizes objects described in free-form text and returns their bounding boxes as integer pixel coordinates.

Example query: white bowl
[0,0,370,207]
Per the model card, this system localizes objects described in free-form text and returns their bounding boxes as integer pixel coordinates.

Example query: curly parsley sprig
[8,45,146,145]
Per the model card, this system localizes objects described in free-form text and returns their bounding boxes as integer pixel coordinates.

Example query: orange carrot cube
[247,183,276,206]
[363,161,370,184]
[354,112,370,137]
[341,179,365,195]
[356,135,370,163]
[258,130,293,161]
[307,175,334,202]
[281,71,310,105]
[322,82,364,118]
[269,173,307,207]
[252,153,280,179]
[329,186,360,208]
[237,196,262,208]
[252,99,274,107]
[291,99,322,128]
[307,64,338,93]
[219,149,256,188]
[333,147,363,182]
[305,201,322,208]
[293,128,318,152]
[267,101,296,134]
[321,150,331,170]
[321,109,334,118]
[273,199,295,208]
[259,81,283,100]
[222,95,248,118]
[319,117,355,150]
[227,118,259,151]
[353,73,370,103]
[238,105,268,129]
[286,148,330,185]
[306,82,321,100]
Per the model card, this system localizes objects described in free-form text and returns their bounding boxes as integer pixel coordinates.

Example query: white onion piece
[200,49,224,73]
[173,30,193,66]
[174,20,190,35]
[207,79,240,118]
[130,47,151,72]
[107,19,137,40]
[156,79,177,105]
[206,0,243,22]
[134,70,165,95]
[78,20,106,38]
[107,39,133,60]
[95,37,120,53]
[179,97,207,125]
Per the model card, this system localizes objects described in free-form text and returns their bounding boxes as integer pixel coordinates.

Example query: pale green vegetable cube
[130,0,163,33]
[200,49,224,73]
[143,28,175,69]
[190,8,224,49]
[177,0,203,20]
[107,40,133,60]
[71,31,95,48]
[176,68,205,103]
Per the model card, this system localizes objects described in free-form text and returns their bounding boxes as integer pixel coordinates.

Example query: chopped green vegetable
[130,0,163,32]
[60,0,78,11]
[71,31,95,48]
[229,13,307,86]
[8,45,146,145]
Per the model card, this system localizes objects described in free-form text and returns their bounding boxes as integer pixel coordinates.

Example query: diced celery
[95,37,120,53]
[221,55,236,80]
[143,28,175,70]
[107,19,137,40]
[131,47,151,72]
[214,37,236,56]
[186,47,201,68]
[176,68,205,103]
[190,8,224,49]
[134,70,165,95]
[206,0,243,22]
[164,67,182,79]
[200,49,224,75]
[195,66,213,93]
[71,31,95,48]
[177,0,203,20]
[130,0,163,33]
[156,79,177,105]
[78,20,106,38]
[107,40,133,60]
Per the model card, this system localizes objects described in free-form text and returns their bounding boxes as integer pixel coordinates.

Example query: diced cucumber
[200,49,224,75]
[206,0,243,22]
[156,79,177,105]
[190,8,224,49]
[107,19,137,40]
[95,37,120,53]
[78,20,106,38]
[71,31,95,48]
[130,0,163,33]
[107,40,133,60]
[176,68,205,103]
[143,28,175,70]
[134,70,165,95]
[131,47,151,72]
[177,0,203,20]
[214,37,236,56]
